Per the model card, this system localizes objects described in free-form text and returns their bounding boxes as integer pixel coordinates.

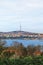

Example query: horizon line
[0,30,43,34]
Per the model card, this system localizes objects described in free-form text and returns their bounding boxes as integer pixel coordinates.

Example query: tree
[12,42,27,57]
[0,39,6,54]
[16,43,27,57]
[27,45,35,56]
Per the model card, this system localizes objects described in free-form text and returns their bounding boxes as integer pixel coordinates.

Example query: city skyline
[0,0,43,33]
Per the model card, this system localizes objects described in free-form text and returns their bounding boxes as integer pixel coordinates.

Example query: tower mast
[20,24,21,32]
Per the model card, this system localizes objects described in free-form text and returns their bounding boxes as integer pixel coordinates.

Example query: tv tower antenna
[20,24,21,32]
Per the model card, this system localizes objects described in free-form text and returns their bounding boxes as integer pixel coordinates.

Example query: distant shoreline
[0,31,43,39]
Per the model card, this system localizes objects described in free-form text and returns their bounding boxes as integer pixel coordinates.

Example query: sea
[2,39,43,47]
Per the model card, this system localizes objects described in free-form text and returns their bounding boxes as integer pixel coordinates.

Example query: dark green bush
[0,55,43,65]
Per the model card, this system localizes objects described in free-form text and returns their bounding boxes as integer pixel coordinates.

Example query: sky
[0,0,43,33]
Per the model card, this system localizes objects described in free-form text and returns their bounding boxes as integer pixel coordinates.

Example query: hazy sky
[0,0,43,33]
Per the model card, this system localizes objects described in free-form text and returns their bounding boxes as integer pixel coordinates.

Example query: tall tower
[20,24,21,32]
[19,24,22,36]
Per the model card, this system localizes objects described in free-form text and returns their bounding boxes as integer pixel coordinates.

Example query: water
[3,39,43,47]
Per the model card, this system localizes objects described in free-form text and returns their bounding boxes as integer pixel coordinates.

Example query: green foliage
[0,55,43,65]
[0,41,43,65]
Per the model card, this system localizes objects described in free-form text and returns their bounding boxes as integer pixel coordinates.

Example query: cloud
[0,0,43,33]
[0,0,43,17]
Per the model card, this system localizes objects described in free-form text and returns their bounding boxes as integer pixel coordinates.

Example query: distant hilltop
[0,31,43,39]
